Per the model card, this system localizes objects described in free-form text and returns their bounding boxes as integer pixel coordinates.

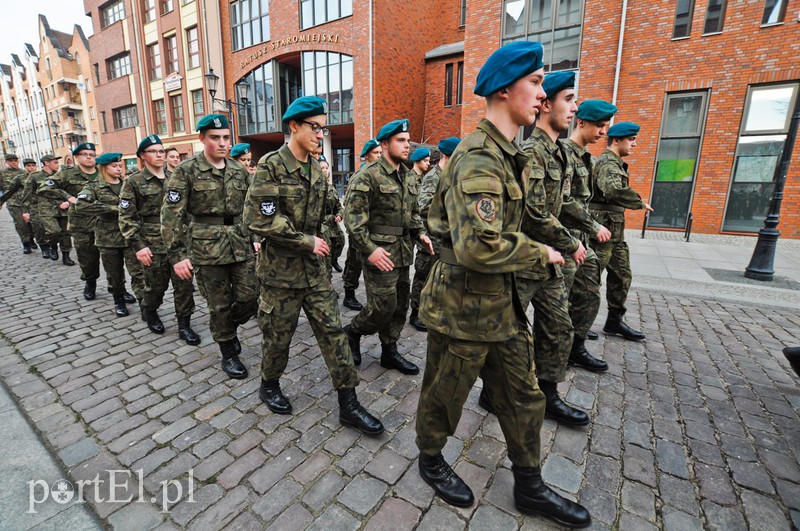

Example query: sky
[0,0,91,65]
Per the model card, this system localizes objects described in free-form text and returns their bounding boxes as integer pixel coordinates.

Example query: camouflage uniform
[415,118,550,467]
[75,177,144,297]
[341,169,364,292]
[320,185,345,274]
[0,167,34,245]
[119,167,195,316]
[589,149,646,314]
[38,166,101,280]
[344,156,424,345]
[244,144,358,389]
[20,171,48,245]
[410,167,438,312]
[34,170,72,251]
[161,153,257,343]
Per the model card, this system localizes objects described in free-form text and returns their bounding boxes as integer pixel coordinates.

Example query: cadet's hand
[136,247,154,266]
[595,225,612,243]
[368,247,394,272]
[68,196,78,205]
[420,234,434,255]
[335,215,342,223]
[571,242,587,265]
[547,246,565,266]
[644,203,654,212]
[174,259,194,280]
[23,213,30,222]
[59,201,70,210]
[313,236,330,256]
[252,242,261,253]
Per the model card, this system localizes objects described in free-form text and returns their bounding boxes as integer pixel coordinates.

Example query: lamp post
[204,68,250,143]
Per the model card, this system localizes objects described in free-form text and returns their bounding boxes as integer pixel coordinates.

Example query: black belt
[588,202,625,213]
[142,215,160,223]
[439,247,458,265]
[192,215,241,226]
[368,224,408,236]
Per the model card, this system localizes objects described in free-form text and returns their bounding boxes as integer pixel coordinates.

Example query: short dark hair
[165,147,179,154]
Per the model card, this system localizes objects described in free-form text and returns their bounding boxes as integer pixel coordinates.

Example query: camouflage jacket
[75,177,127,248]
[590,149,645,242]
[161,153,253,266]
[118,167,170,254]
[25,170,60,215]
[244,144,329,288]
[419,118,550,342]
[37,166,98,226]
[561,138,603,240]
[0,167,27,208]
[418,163,442,252]
[344,156,424,268]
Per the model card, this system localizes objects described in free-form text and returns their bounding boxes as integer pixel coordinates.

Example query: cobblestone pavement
[1,210,799,530]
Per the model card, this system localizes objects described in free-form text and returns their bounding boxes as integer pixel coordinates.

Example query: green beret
[474,42,544,97]
[575,100,618,122]
[410,148,430,162]
[137,134,163,156]
[196,114,230,132]
[376,119,410,141]
[319,154,328,163]
[607,121,640,138]
[72,142,96,155]
[542,71,575,98]
[40,154,62,163]
[230,143,251,158]
[22,158,36,165]
[96,152,123,165]
[5,153,18,160]
[360,139,379,158]
[282,96,328,123]
[438,137,461,156]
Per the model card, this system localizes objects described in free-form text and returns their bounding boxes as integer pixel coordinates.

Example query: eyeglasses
[143,149,167,155]
[302,120,330,136]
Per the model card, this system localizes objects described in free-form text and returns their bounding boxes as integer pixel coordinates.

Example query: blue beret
[474,41,544,97]
[137,134,163,156]
[319,154,328,163]
[607,121,641,138]
[96,152,123,165]
[196,114,230,132]
[230,143,251,158]
[410,148,430,162]
[575,100,618,122]
[360,139,379,158]
[376,119,410,141]
[282,96,327,123]
[438,137,461,156]
[542,71,575,98]
[72,143,96,155]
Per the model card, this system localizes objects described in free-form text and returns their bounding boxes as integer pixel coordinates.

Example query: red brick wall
[422,57,462,144]
[460,0,502,134]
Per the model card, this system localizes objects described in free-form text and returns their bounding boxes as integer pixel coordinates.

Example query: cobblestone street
[1,211,799,530]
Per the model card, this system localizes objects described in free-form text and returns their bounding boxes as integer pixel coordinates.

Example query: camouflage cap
[22,158,37,165]
[40,154,62,163]
[5,153,19,160]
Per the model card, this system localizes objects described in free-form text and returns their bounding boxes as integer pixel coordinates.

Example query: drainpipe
[369,0,374,138]
[611,0,629,124]
[130,0,152,133]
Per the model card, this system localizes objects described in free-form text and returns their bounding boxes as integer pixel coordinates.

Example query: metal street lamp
[204,67,250,143]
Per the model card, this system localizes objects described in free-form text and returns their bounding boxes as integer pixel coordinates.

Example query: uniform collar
[562,138,587,158]
[477,118,525,159]
[278,143,322,185]
[197,152,226,174]
[533,127,562,157]
[378,155,404,177]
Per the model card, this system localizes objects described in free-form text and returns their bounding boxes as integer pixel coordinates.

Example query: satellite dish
[77,81,86,91]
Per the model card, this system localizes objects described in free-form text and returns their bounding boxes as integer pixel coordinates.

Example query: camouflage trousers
[41,215,72,251]
[593,239,631,314]
[322,221,346,275]
[342,242,362,290]
[194,261,258,343]
[517,273,574,382]
[350,264,410,345]
[99,246,144,299]
[258,282,358,389]
[71,231,101,282]
[416,328,544,467]
[28,212,47,245]
[410,248,436,311]
[561,247,601,340]
[142,254,196,317]
[6,206,33,244]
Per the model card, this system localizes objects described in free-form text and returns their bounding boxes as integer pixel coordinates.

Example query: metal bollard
[684,212,693,242]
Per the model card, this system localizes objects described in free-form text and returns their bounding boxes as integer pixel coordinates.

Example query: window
[230,0,270,51]
[456,61,464,105]
[703,0,726,33]
[182,0,194,4]
[170,94,184,132]
[238,61,277,135]
[94,63,100,84]
[144,0,156,22]
[164,35,179,74]
[502,0,583,71]
[300,0,352,30]
[723,83,799,232]
[112,105,138,129]
[100,111,107,132]
[107,53,132,80]
[148,44,162,80]
[101,0,125,28]
[161,0,174,15]
[186,27,200,69]
[761,0,787,25]
[191,90,204,127]
[90,107,95,120]
[153,99,167,135]
[649,91,709,229]
[672,0,695,39]
[444,63,454,107]
[302,52,354,125]
[460,0,467,26]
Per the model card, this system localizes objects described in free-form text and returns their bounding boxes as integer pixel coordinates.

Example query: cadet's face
[320,161,330,175]
[385,133,410,164]
[141,146,166,170]
[365,147,382,162]
[416,157,431,173]
[166,151,181,167]
[617,136,637,157]
[291,115,327,156]
[248,164,257,175]
[505,69,547,127]
[582,120,609,144]
[201,130,232,162]
[45,160,60,173]
[236,152,252,166]
[6,159,20,169]
[105,161,124,179]
[75,150,97,169]
[548,89,578,133]
[24,163,37,173]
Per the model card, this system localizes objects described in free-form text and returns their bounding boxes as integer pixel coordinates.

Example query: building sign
[240,34,343,69]
[164,73,182,92]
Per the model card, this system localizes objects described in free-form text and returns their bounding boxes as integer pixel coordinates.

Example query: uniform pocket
[433,340,488,402]
[457,271,507,334]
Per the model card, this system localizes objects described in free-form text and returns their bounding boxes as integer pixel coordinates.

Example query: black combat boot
[177,316,200,345]
[123,291,136,304]
[232,336,242,355]
[259,379,292,414]
[568,338,608,373]
[603,310,645,341]
[418,453,474,508]
[49,244,59,261]
[62,251,75,266]
[586,331,598,340]
[478,387,495,414]
[343,289,363,311]
[343,324,362,366]
[332,259,343,272]
[512,465,591,528]
[143,308,165,334]
[83,280,97,301]
[338,388,384,435]
[112,293,128,317]
[539,379,589,427]
[380,343,419,375]
[220,339,248,379]
[783,347,800,378]
[409,309,428,332]
[40,243,50,259]
[22,242,32,254]
[29,240,38,250]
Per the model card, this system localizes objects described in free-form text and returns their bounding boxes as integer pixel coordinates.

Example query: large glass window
[231,0,269,52]
[107,53,132,80]
[101,0,125,28]
[165,35,179,74]
[144,0,156,23]
[186,27,200,69]
[161,0,174,15]
[672,0,695,38]
[148,43,162,80]
[723,83,799,232]
[170,94,185,132]
[153,99,167,135]
[112,105,138,129]
[762,0,787,25]
[649,91,709,229]
[300,0,353,30]
[302,52,354,125]
[238,61,277,135]
[444,64,453,107]
[703,0,726,34]
[502,0,582,71]
[191,90,205,128]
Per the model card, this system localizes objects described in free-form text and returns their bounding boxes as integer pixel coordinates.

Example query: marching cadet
[590,121,653,341]
[414,42,590,528]
[407,146,432,332]
[119,135,200,345]
[409,147,431,180]
[34,154,75,265]
[20,158,51,258]
[0,154,37,253]
[161,114,258,380]
[343,119,434,374]
[165,147,181,173]
[244,96,383,435]
[319,155,345,273]
[230,143,252,166]
[75,153,144,316]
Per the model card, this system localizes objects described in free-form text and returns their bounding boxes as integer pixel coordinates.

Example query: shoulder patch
[167,190,182,203]
[476,197,497,222]
[119,199,130,209]
[44,179,55,186]
[260,200,276,216]
[77,193,89,200]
